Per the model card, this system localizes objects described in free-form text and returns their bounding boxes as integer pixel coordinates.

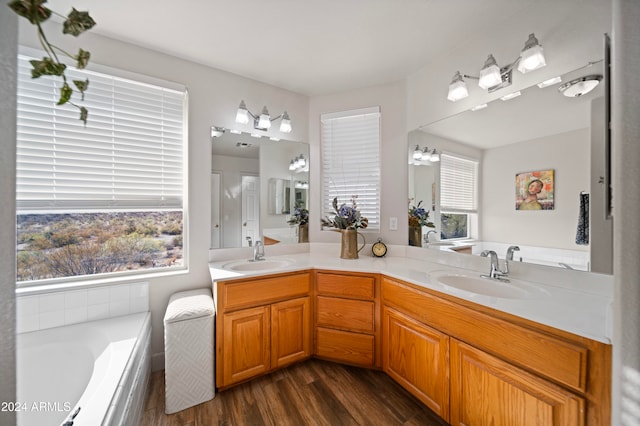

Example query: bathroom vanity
[210,250,612,425]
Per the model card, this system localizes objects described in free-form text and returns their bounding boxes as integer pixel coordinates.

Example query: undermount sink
[431,272,548,299]
[222,258,294,272]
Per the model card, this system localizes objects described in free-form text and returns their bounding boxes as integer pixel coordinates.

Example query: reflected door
[211,173,221,249]
[242,175,260,247]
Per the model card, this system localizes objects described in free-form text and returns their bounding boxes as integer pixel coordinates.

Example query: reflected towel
[575,193,589,245]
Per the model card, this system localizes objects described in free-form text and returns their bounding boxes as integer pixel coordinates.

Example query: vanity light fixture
[235,100,293,133]
[410,146,440,163]
[413,145,423,160]
[447,33,546,102]
[289,154,307,172]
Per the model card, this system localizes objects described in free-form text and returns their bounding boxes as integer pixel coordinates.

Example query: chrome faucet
[252,240,265,261]
[504,245,520,274]
[480,250,509,282]
[425,229,438,244]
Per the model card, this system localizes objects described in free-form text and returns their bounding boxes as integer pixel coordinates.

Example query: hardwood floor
[142,359,448,426]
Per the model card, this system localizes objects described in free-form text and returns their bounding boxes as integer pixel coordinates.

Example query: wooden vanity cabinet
[314,271,380,368]
[216,272,312,388]
[382,276,611,426]
[383,306,450,421]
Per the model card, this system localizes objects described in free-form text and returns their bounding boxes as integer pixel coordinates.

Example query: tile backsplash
[17,282,149,334]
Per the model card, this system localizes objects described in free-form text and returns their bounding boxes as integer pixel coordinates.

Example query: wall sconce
[447,33,547,102]
[412,145,440,163]
[235,100,292,133]
[289,154,307,171]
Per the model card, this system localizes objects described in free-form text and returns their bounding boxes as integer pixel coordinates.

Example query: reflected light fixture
[558,75,602,98]
[410,145,440,163]
[210,126,225,138]
[413,145,423,160]
[537,76,562,88]
[235,100,293,133]
[289,154,307,172]
[447,33,546,102]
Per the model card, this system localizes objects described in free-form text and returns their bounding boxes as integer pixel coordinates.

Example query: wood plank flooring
[142,359,448,426]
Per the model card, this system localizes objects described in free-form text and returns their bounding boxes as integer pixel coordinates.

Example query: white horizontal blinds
[440,153,479,213]
[321,107,381,230]
[16,54,186,211]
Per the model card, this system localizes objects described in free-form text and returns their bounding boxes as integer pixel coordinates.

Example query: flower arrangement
[287,207,309,226]
[408,200,434,228]
[321,196,368,230]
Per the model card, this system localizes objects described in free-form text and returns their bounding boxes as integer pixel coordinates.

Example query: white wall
[482,128,590,250]
[308,81,408,245]
[0,5,17,424]
[406,0,611,131]
[612,0,640,424]
[19,22,309,370]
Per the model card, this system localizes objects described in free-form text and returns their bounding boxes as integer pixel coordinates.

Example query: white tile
[129,282,148,298]
[38,293,65,313]
[39,310,65,329]
[17,314,39,334]
[17,295,39,316]
[109,285,130,302]
[65,289,88,309]
[88,287,110,305]
[110,300,130,317]
[129,296,149,314]
[87,303,110,321]
[65,306,88,325]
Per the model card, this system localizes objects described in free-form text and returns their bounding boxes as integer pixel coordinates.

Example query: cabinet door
[222,306,270,386]
[382,307,449,421]
[450,339,585,426]
[271,297,311,368]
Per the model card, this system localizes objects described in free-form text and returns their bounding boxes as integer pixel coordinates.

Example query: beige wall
[308,81,408,245]
[481,128,591,250]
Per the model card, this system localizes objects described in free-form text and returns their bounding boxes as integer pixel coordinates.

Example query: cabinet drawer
[316,272,375,299]
[382,277,588,392]
[317,296,374,333]
[221,272,311,311]
[316,327,375,367]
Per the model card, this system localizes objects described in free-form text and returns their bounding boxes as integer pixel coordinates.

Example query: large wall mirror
[409,60,613,273]
[211,129,309,249]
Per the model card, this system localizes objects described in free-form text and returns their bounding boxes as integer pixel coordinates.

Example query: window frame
[439,152,479,241]
[15,48,189,288]
[320,106,381,231]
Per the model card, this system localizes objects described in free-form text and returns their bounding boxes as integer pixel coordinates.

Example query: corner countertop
[208,250,613,345]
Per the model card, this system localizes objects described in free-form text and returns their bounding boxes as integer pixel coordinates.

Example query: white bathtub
[17,312,151,426]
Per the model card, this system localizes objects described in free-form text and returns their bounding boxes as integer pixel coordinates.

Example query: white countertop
[209,247,613,345]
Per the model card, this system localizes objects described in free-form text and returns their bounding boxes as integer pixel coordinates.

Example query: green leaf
[63,8,96,36]
[29,57,66,78]
[79,107,88,126]
[57,83,72,105]
[73,79,89,101]
[8,0,51,25]
[74,48,90,69]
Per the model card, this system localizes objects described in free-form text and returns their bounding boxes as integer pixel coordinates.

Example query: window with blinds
[439,153,478,240]
[321,107,381,230]
[440,153,479,213]
[15,53,187,284]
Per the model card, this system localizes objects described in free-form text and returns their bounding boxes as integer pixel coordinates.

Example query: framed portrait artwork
[515,170,554,210]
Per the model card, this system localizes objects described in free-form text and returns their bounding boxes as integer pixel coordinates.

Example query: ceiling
[46,0,541,96]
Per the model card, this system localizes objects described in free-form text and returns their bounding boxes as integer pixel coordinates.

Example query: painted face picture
[516,170,554,210]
